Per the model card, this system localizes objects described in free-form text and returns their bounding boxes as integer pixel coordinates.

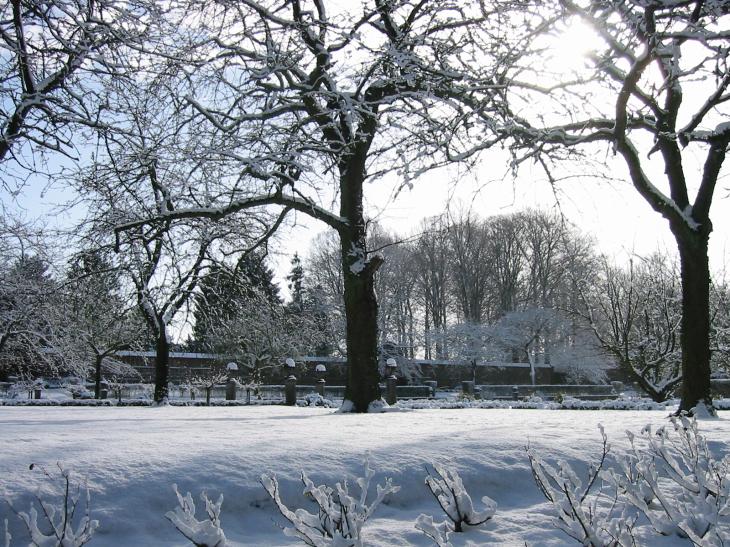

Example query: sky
[3,5,729,296]
[269,148,730,296]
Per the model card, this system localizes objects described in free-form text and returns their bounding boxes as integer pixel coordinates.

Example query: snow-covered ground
[0,406,727,546]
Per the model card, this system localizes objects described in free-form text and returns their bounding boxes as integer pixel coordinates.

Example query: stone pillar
[512,385,520,400]
[385,358,397,405]
[226,378,237,401]
[99,381,109,400]
[33,387,42,399]
[461,381,475,397]
[315,364,327,398]
[423,380,437,397]
[386,375,397,405]
[285,375,297,406]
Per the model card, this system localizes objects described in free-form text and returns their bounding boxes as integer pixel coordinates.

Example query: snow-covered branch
[420,463,496,535]
[165,485,227,547]
[260,454,399,546]
[6,463,99,547]
[528,425,636,547]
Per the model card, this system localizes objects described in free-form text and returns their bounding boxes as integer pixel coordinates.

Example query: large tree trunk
[154,325,170,403]
[674,229,713,413]
[339,149,382,412]
[341,256,382,412]
[94,354,103,399]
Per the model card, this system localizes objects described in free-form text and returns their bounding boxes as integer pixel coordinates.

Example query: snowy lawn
[0,406,728,546]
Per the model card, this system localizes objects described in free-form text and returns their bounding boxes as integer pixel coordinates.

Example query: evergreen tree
[189,252,281,353]
[286,253,305,313]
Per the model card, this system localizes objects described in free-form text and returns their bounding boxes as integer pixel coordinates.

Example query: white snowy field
[0,406,728,546]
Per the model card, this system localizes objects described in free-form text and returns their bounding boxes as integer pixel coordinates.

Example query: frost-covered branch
[6,463,98,547]
[414,514,452,547]
[421,463,496,534]
[260,454,399,546]
[165,485,227,547]
[528,426,636,547]
[602,416,730,544]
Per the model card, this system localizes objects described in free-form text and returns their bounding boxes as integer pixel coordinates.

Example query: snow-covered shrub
[527,426,636,547]
[602,415,730,544]
[299,393,336,408]
[420,463,496,534]
[6,463,99,547]
[165,484,227,547]
[260,454,399,546]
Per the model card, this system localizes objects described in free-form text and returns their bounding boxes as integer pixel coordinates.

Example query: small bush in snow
[165,484,226,547]
[419,463,496,536]
[527,425,636,547]
[602,415,730,544]
[299,394,336,408]
[260,454,399,546]
[6,463,99,547]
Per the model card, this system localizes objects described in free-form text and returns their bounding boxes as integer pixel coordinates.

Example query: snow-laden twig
[414,514,453,547]
[527,425,636,547]
[421,463,496,533]
[602,415,730,545]
[165,484,227,547]
[3,519,10,547]
[6,463,99,547]
[260,454,399,547]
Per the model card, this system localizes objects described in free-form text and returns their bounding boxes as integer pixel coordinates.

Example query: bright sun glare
[550,20,600,70]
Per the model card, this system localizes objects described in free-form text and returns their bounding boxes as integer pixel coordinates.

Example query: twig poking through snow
[414,514,453,547]
[421,463,496,534]
[165,484,227,547]
[260,453,399,546]
[527,426,636,547]
[6,463,99,547]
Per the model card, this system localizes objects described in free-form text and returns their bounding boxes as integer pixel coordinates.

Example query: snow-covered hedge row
[529,415,730,546]
[397,397,730,411]
[5,417,727,547]
[0,399,115,407]
[4,396,730,410]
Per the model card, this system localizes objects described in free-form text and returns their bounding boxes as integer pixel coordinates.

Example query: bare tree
[62,250,143,398]
[114,0,511,411]
[413,216,451,359]
[0,220,79,380]
[483,214,526,320]
[371,227,418,359]
[0,0,158,185]
[577,254,682,402]
[448,212,493,324]
[487,1,730,412]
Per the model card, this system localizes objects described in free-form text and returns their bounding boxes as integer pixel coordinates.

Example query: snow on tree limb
[6,463,99,547]
[260,454,399,546]
[165,485,227,547]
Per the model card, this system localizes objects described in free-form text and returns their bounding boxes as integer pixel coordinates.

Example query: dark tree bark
[338,127,383,412]
[673,226,713,413]
[154,325,170,403]
[94,354,103,399]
